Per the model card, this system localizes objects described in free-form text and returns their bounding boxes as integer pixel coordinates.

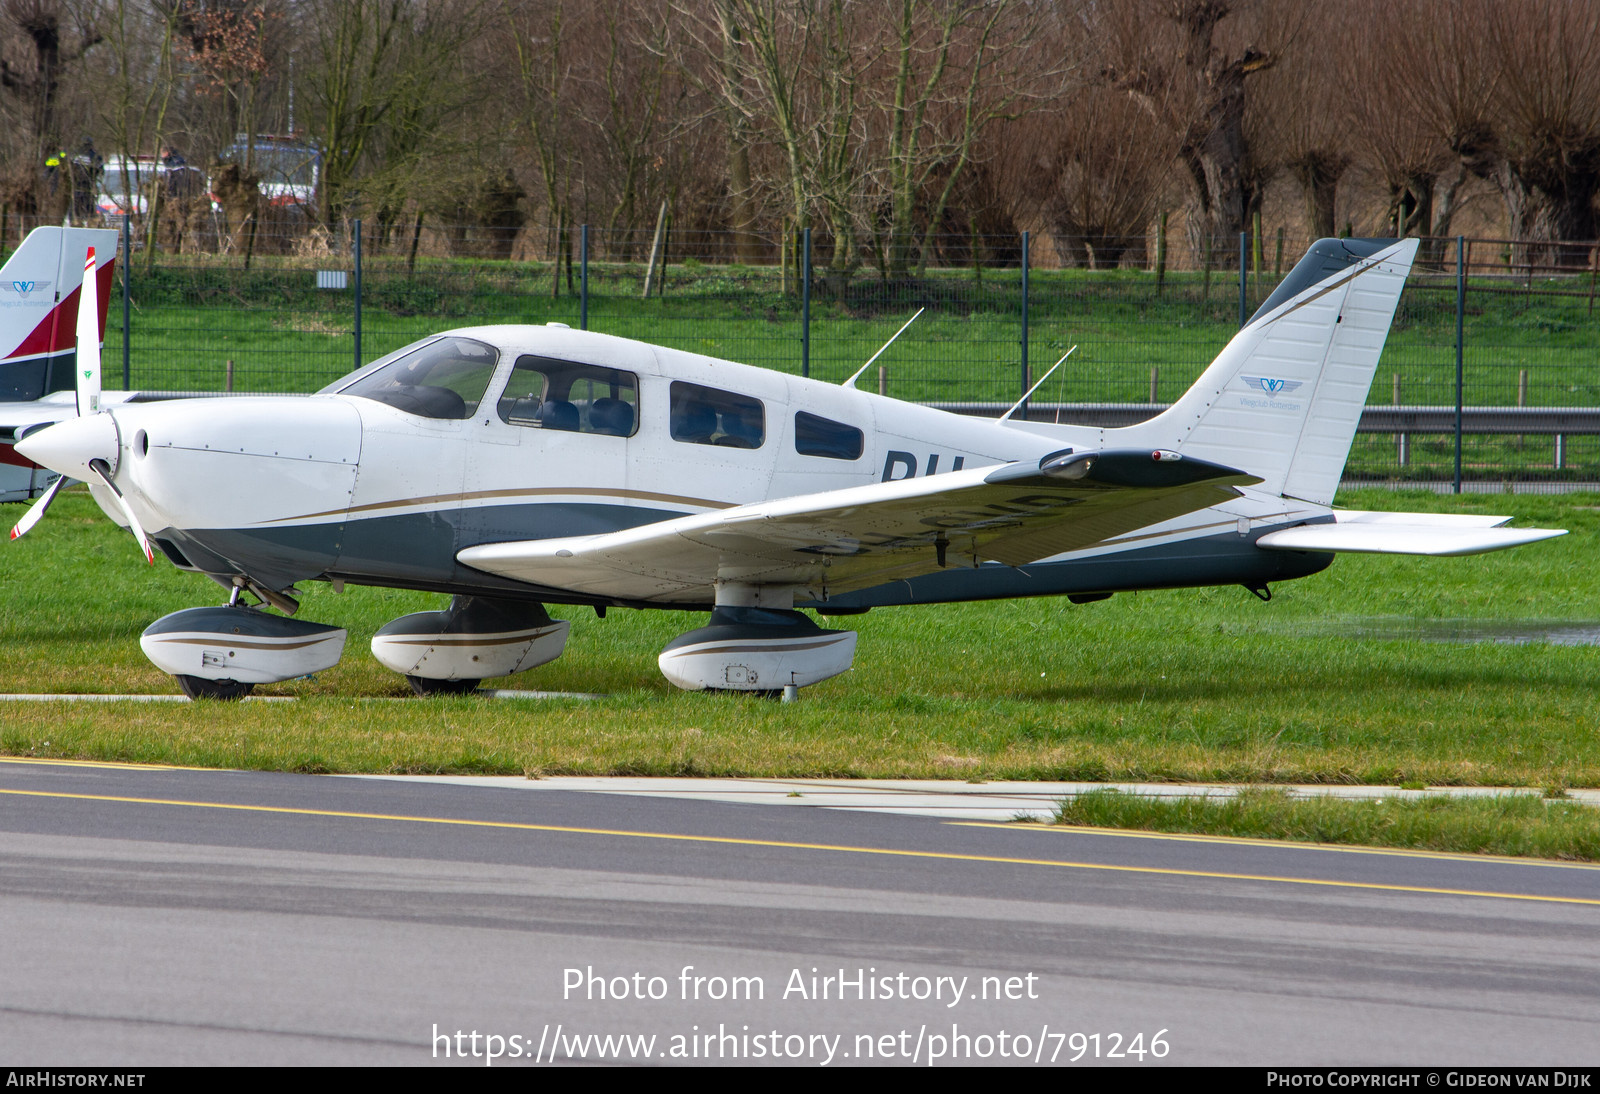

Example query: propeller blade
[76,246,101,417]
[8,473,67,541]
[11,249,111,549]
[88,458,154,566]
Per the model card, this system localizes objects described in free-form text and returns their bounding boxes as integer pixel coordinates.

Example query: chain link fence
[8,213,1595,488]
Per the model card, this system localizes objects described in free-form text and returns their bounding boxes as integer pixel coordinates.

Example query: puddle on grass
[1259,619,1600,647]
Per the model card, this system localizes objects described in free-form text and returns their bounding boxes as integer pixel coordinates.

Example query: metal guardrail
[931,403,1600,434]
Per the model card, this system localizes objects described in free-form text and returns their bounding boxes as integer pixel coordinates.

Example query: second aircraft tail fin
[0,225,119,402]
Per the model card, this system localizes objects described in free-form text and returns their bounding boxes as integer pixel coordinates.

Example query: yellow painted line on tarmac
[955,821,1600,872]
[0,756,185,772]
[2,787,1598,907]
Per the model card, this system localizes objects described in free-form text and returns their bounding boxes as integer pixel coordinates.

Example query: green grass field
[1054,788,1600,860]
[1,489,1594,796]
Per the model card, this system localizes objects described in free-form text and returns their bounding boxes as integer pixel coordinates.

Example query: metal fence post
[1238,231,1248,329]
[801,227,811,379]
[1019,230,1030,421]
[580,224,589,330]
[121,216,130,390]
[353,219,363,371]
[1455,234,1464,494]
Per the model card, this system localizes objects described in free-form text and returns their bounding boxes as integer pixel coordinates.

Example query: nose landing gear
[140,604,349,701]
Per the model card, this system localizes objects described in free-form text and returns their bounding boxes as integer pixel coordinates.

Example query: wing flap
[459,450,1259,602]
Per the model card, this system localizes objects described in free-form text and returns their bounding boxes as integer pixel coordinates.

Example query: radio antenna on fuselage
[998,345,1076,422]
[843,307,924,389]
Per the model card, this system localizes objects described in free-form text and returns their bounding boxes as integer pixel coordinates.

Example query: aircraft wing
[458,450,1261,603]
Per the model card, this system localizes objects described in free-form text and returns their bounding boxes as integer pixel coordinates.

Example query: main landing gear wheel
[405,675,481,697]
[175,674,255,701]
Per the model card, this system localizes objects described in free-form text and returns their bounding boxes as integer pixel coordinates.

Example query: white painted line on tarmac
[339,774,1600,821]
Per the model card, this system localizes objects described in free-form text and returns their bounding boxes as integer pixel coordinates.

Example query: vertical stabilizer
[1112,238,1418,505]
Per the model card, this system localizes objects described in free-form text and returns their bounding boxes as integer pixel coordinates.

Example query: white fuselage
[38,324,1330,608]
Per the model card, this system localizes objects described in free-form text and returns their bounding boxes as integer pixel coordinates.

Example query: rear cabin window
[337,336,498,420]
[794,411,863,460]
[497,355,638,436]
[669,381,765,448]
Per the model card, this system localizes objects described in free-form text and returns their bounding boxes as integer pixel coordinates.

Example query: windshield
[332,336,499,420]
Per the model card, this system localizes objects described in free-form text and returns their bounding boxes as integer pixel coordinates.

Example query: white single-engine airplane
[9,237,1565,699]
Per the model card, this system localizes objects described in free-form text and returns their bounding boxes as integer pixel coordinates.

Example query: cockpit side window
[794,411,863,460]
[334,336,498,420]
[498,355,638,437]
[669,381,764,448]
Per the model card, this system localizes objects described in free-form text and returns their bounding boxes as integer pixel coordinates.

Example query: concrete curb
[342,774,1600,822]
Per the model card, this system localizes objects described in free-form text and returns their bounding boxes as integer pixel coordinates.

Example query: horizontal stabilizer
[1321,510,1516,529]
[1256,519,1565,557]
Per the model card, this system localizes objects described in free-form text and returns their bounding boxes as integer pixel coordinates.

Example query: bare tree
[1380,0,1499,245]
[582,0,676,243]
[694,0,882,285]
[1102,0,1279,256]
[96,1,185,250]
[303,0,493,228]
[714,0,761,262]
[171,1,283,169]
[503,0,576,252]
[873,0,1062,277]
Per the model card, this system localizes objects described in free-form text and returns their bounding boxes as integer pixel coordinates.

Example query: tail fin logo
[2,280,50,296]
[1242,376,1302,395]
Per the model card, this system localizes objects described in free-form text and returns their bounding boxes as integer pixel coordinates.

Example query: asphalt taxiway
[3,756,1598,1065]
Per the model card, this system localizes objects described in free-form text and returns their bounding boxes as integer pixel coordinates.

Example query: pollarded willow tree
[991,83,1179,268]
[1487,0,1600,264]
[1101,0,1282,258]
[1253,4,1351,241]
[0,0,102,221]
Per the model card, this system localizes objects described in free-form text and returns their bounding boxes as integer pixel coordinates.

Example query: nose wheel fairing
[140,606,348,693]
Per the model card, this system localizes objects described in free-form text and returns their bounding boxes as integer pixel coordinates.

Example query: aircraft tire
[175,674,255,701]
[405,675,481,697]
